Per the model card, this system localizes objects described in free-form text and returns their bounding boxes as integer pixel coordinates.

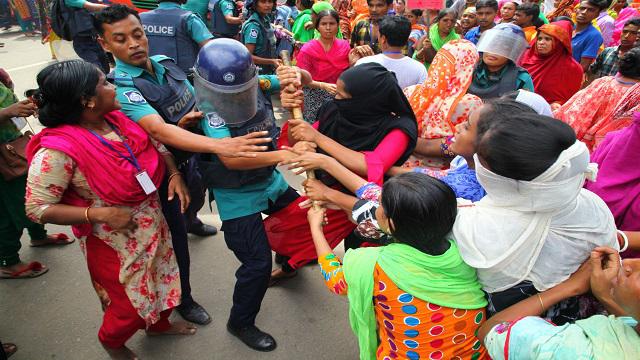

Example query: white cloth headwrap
[515,90,553,117]
[453,141,618,293]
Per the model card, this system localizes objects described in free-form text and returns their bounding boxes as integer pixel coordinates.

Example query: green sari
[343,241,487,360]
[415,23,460,70]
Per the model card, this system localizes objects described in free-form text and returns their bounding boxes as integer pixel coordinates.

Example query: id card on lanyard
[89,123,158,195]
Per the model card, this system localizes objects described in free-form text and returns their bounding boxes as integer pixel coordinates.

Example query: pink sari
[296,39,351,84]
[611,7,640,46]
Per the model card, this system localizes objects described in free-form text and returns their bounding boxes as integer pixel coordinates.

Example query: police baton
[279,50,320,211]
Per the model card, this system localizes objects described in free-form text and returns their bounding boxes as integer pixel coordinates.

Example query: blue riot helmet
[193,38,259,126]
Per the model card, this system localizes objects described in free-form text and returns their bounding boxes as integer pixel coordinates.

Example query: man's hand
[214,131,273,158]
[177,111,204,129]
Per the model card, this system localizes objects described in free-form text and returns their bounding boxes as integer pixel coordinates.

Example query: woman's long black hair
[381,173,457,255]
[33,60,101,128]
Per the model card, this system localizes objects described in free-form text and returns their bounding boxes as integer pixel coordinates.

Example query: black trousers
[222,187,299,328]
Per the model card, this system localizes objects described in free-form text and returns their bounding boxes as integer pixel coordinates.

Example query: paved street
[0,29,358,360]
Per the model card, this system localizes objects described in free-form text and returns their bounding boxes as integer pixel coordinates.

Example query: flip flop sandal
[0,261,49,279]
[30,233,74,247]
[2,343,18,358]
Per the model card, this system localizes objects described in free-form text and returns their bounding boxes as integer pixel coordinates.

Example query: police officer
[210,0,244,39]
[241,0,282,74]
[63,0,110,74]
[140,0,214,79]
[194,39,301,351]
[94,5,272,326]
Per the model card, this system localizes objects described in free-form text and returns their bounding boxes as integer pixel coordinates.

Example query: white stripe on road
[6,60,54,72]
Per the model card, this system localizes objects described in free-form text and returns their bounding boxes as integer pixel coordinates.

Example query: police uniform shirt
[113,56,195,122]
[242,12,273,55]
[200,75,289,221]
[182,0,210,20]
[218,0,236,18]
[153,2,214,44]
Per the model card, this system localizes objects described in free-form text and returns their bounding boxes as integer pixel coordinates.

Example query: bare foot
[146,321,197,336]
[101,344,138,360]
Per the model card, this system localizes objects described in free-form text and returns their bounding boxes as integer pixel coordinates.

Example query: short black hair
[434,8,458,22]
[34,60,101,127]
[367,0,394,6]
[286,0,296,6]
[619,47,640,79]
[516,3,543,26]
[475,0,499,11]
[381,172,457,255]
[379,15,411,47]
[300,0,314,9]
[476,99,576,181]
[314,9,339,28]
[583,0,608,11]
[625,17,640,28]
[410,8,423,17]
[93,4,140,36]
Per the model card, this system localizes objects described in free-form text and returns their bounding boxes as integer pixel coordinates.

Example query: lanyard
[88,123,142,172]
[383,51,402,55]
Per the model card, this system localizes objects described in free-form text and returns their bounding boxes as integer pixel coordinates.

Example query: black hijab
[316,63,418,167]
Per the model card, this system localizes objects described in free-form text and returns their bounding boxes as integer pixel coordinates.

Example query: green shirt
[473,64,535,93]
[182,0,210,20]
[200,74,288,221]
[217,0,235,17]
[0,83,20,143]
[291,9,314,43]
[242,12,273,55]
[112,56,196,122]
[158,2,214,44]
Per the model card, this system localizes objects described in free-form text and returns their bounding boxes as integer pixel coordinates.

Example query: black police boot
[177,300,212,325]
[227,322,277,352]
[188,223,218,237]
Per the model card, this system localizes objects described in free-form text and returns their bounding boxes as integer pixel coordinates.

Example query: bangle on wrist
[536,293,545,313]
[85,206,92,224]
[168,171,182,183]
[617,230,629,252]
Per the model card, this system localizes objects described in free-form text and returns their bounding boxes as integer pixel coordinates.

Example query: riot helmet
[193,38,259,127]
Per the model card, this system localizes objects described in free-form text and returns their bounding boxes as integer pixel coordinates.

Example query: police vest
[198,91,279,189]
[140,8,199,75]
[112,57,196,164]
[241,16,277,74]
[467,62,521,100]
[211,0,240,37]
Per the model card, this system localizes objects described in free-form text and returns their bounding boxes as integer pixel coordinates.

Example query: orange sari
[349,0,369,29]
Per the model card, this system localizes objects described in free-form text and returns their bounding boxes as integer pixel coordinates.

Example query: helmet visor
[477,27,528,63]
[193,68,259,127]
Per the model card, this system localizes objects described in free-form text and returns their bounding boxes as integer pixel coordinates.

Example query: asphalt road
[0,28,358,360]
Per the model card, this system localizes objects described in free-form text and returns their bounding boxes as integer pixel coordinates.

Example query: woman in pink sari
[296,10,360,122]
[24,60,196,359]
[585,112,640,258]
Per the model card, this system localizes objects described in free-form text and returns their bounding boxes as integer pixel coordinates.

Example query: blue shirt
[571,24,603,62]
[200,75,288,221]
[182,0,210,20]
[464,25,495,45]
[157,2,214,44]
[113,56,195,122]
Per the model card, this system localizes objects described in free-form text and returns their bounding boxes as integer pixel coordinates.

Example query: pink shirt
[296,39,351,84]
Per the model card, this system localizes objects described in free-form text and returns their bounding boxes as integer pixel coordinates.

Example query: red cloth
[279,123,409,185]
[520,21,583,105]
[363,129,410,184]
[265,196,355,269]
[27,110,165,206]
[296,39,351,84]
[85,235,172,348]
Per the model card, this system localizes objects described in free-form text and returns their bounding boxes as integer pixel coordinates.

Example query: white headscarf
[453,141,618,293]
[515,90,553,117]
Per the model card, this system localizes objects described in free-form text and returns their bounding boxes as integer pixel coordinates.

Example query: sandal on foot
[30,233,74,247]
[268,268,297,287]
[0,261,48,279]
[3,343,17,358]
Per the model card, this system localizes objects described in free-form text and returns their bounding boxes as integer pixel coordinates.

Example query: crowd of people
[1,0,640,358]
